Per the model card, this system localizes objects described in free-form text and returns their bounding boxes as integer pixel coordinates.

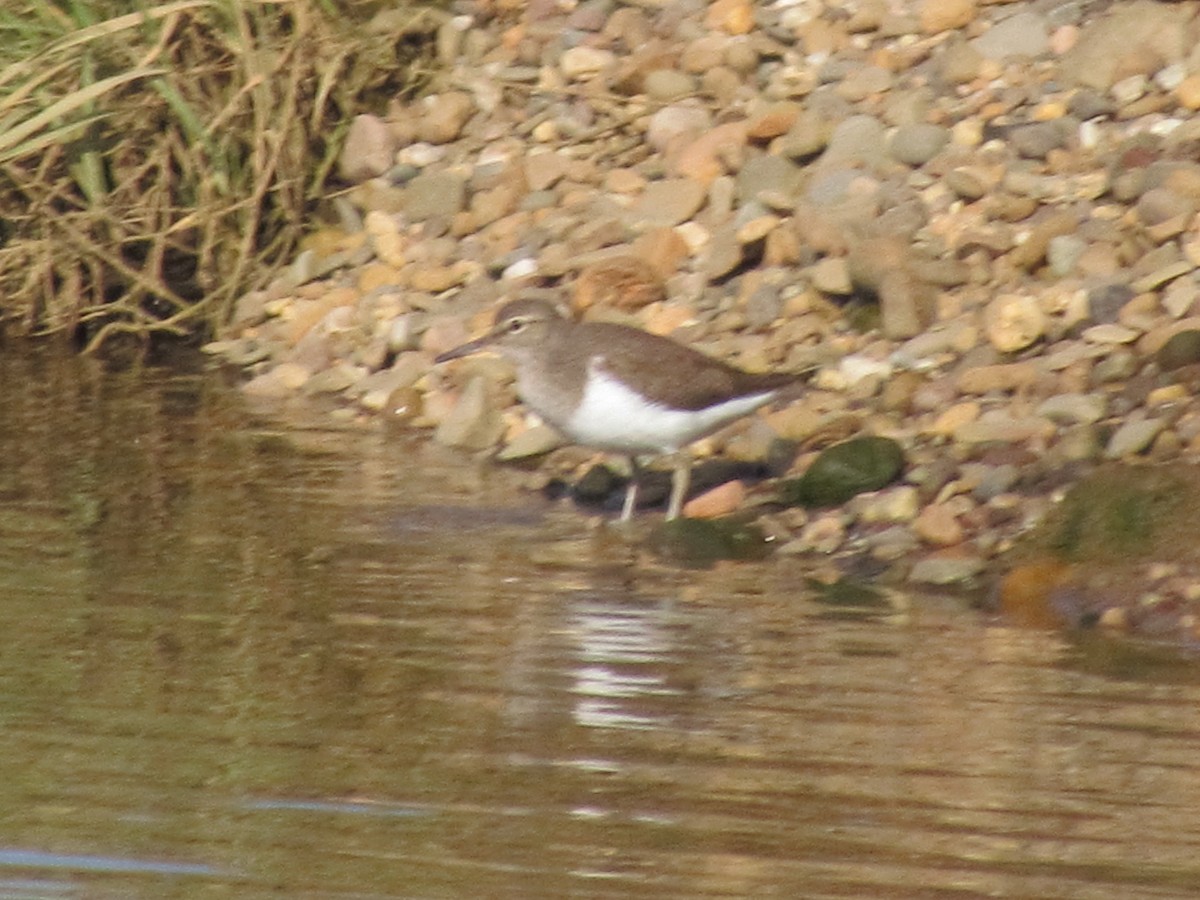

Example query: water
[1,346,1199,898]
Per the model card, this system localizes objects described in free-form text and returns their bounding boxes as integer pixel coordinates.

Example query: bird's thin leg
[620,456,641,522]
[666,453,692,521]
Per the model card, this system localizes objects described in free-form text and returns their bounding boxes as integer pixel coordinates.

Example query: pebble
[889,124,950,167]
[909,551,986,585]
[971,11,1050,60]
[682,480,746,519]
[435,376,505,451]
[417,92,474,144]
[1037,393,1106,425]
[403,171,467,220]
[1105,418,1165,459]
[339,114,398,183]
[984,294,1045,353]
[559,46,616,80]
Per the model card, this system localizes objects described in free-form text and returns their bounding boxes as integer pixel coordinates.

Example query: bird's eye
[508,319,527,334]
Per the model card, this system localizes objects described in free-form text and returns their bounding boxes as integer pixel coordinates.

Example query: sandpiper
[435,299,801,521]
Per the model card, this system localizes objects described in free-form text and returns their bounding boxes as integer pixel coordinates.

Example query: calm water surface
[1,347,1199,899]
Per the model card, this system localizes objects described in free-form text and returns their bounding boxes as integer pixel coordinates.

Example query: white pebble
[502,257,538,280]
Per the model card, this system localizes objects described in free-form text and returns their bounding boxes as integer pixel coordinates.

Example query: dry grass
[0,0,443,352]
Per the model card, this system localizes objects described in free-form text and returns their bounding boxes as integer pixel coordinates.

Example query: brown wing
[563,321,798,411]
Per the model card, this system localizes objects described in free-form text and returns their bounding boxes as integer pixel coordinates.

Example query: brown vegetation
[0,0,442,351]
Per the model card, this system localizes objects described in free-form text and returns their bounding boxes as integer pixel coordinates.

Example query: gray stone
[644,69,695,102]
[1010,120,1072,159]
[629,178,707,228]
[403,171,468,220]
[1058,1,1191,91]
[1047,234,1087,276]
[970,11,1050,60]
[1037,393,1107,425]
[700,224,743,280]
[817,115,889,171]
[736,155,806,205]
[1105,418,1165,458]
[646,103,711,152]
[1086,283,1134,323]
[909,554,985,585]
[889,123,949,167]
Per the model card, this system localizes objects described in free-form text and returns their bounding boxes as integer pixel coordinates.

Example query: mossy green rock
[1156,329,1200,371]
[649,518,772,568]
[1021,464,1189,562]
[778,436,906,508]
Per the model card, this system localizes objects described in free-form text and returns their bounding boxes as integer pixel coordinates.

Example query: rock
[984,294,1045,353]
[497,423,564,461]
[736,154,806,205]
[1082,323,1139,345]
[1157,330,1200,370]
[939,39,984,84]
[649,518,772,567]
[913,503,966,546]
[919,0,974,34]
[854,485,920,523]
[560,46,616,80]
[779,109,831,159]
[403,171,467,220]
[700,225,743,280]
[1087,283,1135,323]
[339,114,398,183]
[644,69,695,102]
[682,480,746,519]
[672,121,749,185]
[1037,393,1107,425]
[745,101,800,140]
[1010,120,1072,159]
[811,257,852,295]
[435,376,505,451]
[889,123,950,166]
[647,104,712,152]
[878,270,936,340]
[794,514,846,554]
[779,436,906,508]
[1105,418,1165,458]
[1058,1,1192,92]
[954,412,1055,444]
[909,551,986,584]
[970,11,1050,60]
[629,178,707,228]
[704,0,754,35]
[1047,235,1086,277]
[243,362,311,398]
[929,401,980,437]
[416,91,474,144]
[956,361,1039,394]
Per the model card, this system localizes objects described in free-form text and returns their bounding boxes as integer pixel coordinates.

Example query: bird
[435,298,801,521]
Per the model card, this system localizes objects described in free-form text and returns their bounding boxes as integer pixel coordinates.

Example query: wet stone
[779,436,906,509]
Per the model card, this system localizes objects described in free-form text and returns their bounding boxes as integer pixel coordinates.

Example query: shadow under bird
[435,298,803,521]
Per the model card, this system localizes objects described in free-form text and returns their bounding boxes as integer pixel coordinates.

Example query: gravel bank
[206,0,1200,639]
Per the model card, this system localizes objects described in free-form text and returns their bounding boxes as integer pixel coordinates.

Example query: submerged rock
[648,518,772,568]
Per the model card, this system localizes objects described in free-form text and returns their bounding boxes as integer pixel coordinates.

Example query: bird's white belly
[561,368,775,454]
